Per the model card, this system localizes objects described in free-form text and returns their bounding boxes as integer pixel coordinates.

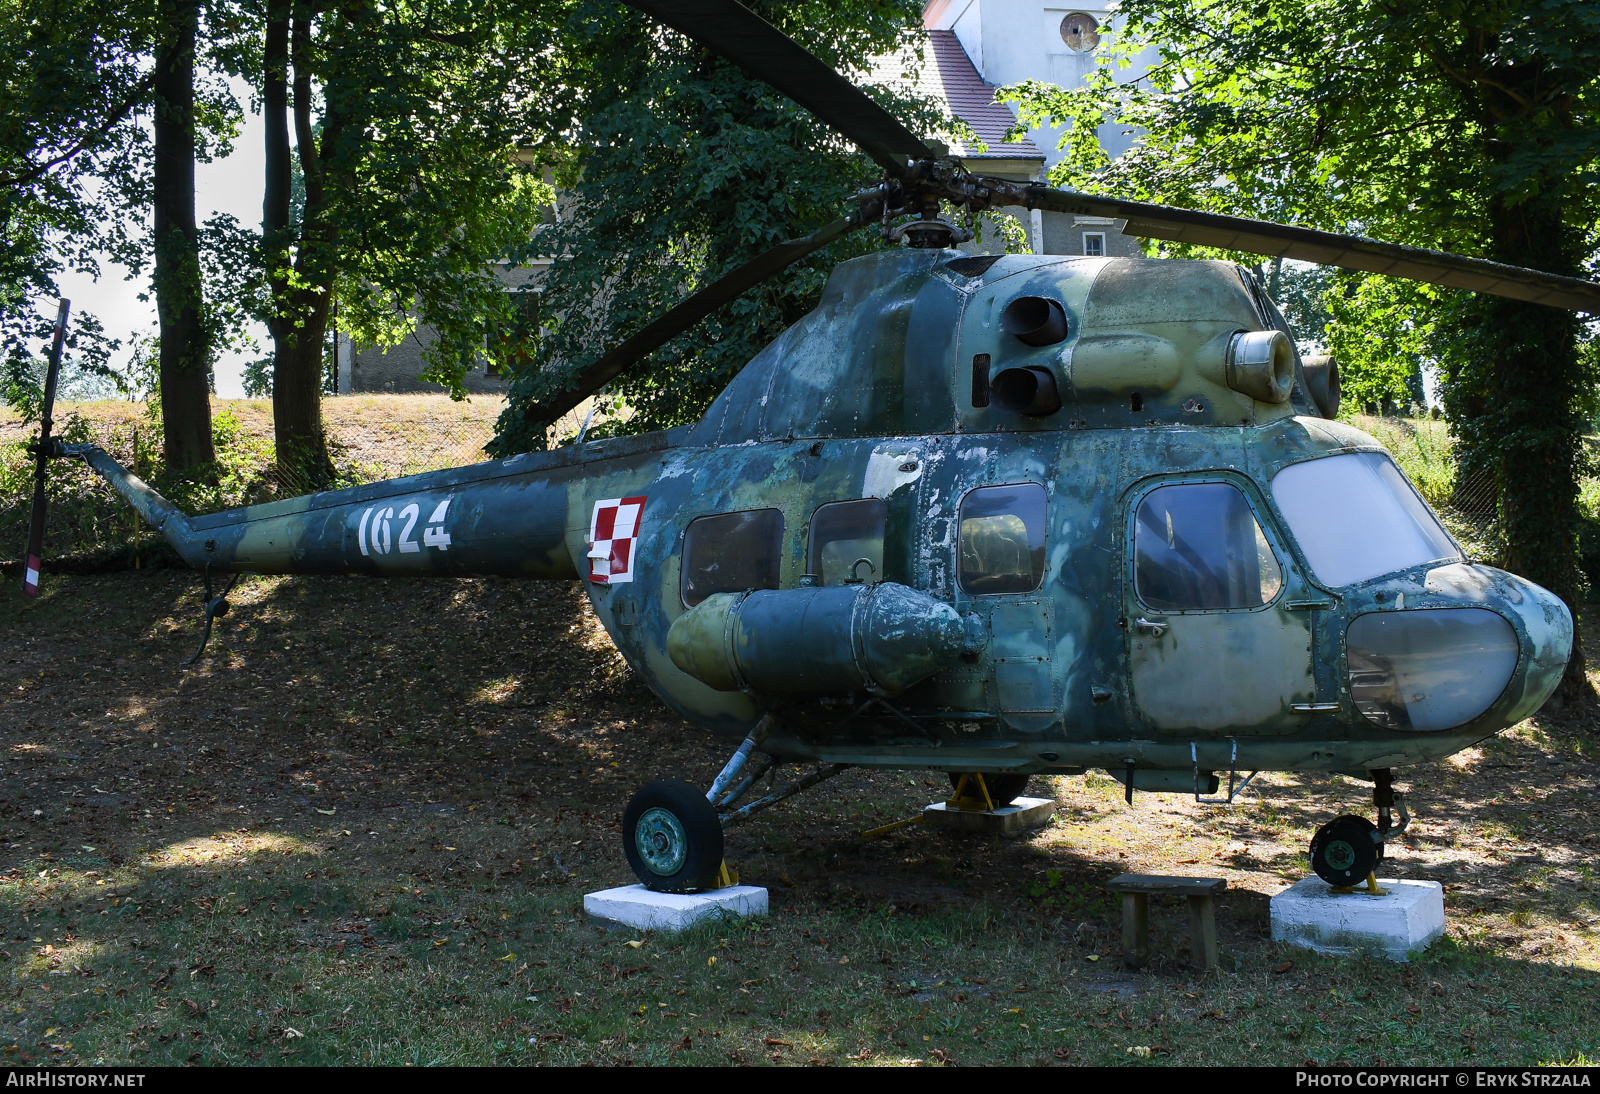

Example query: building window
[681,509,785,607]
[958,483,1048,595]
[808,498,887,586]
[1082,232,1106,257]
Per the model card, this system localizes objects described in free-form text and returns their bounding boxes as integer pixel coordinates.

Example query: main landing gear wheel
[1309,814,1384,887]
[948,772,1031,808]
[623,778,725,893]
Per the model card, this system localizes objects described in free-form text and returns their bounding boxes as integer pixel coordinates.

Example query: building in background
[918,0,1149,258]
[340,260,546,395]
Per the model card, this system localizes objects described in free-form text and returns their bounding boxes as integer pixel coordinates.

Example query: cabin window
[808,498,887,586]
[681,508,785,607]
[958,483,1048,594]
[1271,452,1460,587]
[1134,482,1283,611]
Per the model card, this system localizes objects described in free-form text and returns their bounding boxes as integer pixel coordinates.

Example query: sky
[55,77,268,399]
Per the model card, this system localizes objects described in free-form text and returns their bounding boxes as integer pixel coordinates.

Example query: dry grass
[1,568,1598,1066]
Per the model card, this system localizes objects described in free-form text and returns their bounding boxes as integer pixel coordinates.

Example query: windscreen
[1271,452,1460,588]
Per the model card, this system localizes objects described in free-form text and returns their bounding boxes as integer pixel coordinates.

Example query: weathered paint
[72,252,1571,786]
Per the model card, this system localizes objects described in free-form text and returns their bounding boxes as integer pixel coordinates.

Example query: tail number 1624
[357,499,452,557]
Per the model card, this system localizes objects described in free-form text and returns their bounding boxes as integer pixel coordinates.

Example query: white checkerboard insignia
[587,496,646,584]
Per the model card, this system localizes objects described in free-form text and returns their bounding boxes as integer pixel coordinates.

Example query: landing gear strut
[622,716,849,891]
[1308,769,1409,889]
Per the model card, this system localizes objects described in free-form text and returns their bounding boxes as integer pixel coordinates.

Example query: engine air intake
[991,366,1062,416]
[1000,296,1070,346]
[1226,329,1295,403]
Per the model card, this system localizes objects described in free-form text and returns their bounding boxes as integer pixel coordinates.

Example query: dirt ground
[1,567,1597,1065]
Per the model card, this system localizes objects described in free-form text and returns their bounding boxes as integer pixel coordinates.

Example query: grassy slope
[1,567,1596,1067]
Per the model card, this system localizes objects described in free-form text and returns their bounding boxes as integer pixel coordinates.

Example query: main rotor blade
[622,0,935,178]
[525,208,874,434]
[22,298,70,599]
[1015,186,1600,313]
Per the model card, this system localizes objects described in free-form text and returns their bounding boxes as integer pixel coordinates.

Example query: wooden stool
[1106,874,1227,970]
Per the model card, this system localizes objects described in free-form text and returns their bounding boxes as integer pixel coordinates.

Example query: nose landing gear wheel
[623,778,725,893]
[1309,814,1383,887]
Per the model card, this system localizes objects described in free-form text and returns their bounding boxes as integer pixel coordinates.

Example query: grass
[2,568,1599,1066]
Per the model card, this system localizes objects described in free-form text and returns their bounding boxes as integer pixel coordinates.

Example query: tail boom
[67,443,584,580]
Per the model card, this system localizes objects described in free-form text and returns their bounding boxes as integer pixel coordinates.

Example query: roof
[873,29,1043,164]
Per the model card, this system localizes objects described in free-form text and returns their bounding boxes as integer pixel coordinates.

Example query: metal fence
[1345,413,1502,563]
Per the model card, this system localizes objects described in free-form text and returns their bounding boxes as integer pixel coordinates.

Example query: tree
[1002,0,1600,702]
[223,0,556,488]
[152,0,215,472]
[488,0,946,453]
[0,0,151,414]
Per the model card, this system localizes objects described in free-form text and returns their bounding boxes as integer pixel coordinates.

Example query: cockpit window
[1271,452,1460,588]
[808,498,886,586]
[1134,483,1283,611]
[959,483,1047,594]
[681,508,784,607]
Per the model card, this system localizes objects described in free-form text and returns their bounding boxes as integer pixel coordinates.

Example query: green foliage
[241,357,274,399]
[1272,261,1335,349]
[204,1,562,408]
[0,0,252,422]
[0,0,152,410]
[1323,276,1433,414]
[490,0,947,453]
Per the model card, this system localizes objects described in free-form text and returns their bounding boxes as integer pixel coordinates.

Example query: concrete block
[923,795,1056,837]
[583,884,768,933]
[1270,876,1445,962]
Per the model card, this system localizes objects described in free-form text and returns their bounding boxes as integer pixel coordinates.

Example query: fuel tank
[666,583,969,696]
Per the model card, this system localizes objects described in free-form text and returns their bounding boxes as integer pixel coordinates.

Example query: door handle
[1134,617,1169,637]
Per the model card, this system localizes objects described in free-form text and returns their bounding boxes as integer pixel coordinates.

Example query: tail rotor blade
[21,298,70,599]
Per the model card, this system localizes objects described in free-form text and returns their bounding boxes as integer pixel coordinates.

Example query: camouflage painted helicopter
[21,0,1592,895]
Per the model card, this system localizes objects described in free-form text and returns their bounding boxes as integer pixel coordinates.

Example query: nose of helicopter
[1497,569,1574,719]
[1424,563,1572,724]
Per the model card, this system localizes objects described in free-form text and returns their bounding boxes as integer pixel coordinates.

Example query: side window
[1134,483,1283,611]
[808,498,887,586]
[958,483,1047,594]
[681,509,785,607]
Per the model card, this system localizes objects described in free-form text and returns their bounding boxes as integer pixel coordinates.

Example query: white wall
[925,0,1153,172]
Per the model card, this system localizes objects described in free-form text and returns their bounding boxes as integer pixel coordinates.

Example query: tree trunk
[262,0,335,491]
[1476,189,1590,703]
[152,0,214,473]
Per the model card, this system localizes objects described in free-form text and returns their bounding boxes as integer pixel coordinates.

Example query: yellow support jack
[946,772,996,812]
[1331,871,1388,896]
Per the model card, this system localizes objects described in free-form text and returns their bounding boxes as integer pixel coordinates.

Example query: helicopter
[19,0,1594,897]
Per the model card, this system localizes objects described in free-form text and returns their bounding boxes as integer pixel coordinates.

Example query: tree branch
[0,71,156,189]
